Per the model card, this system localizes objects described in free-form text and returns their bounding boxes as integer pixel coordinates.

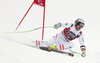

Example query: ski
[27,41,74,57]
[39,46,74,57]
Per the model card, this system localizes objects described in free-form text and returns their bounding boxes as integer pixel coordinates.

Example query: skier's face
[76,25,82,31]
[75,22,84,31]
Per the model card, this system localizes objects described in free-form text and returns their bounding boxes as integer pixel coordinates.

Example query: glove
[81,50,86,57]
[53,22,62,29]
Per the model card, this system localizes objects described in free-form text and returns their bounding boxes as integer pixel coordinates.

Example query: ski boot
[39,45,58,52]
[48,45,58,51]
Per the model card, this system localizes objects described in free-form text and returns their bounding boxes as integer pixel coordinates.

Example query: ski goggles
[78,23,84,28]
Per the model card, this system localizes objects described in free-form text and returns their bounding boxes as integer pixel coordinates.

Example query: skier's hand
[81,50,86,57]
[53,22,62,29]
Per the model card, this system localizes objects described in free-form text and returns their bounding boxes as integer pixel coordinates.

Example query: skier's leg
[33,40,54,47]
[33,33,66,47]
[33,33,60,47]
[57,42,74,56]
[57,42,74,53]
[28,36,57,47]
[49,42,74,53]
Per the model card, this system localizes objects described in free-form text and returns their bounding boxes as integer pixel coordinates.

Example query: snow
[0,0,100,63]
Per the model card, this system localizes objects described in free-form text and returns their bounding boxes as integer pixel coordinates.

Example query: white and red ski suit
[35,23,85,52]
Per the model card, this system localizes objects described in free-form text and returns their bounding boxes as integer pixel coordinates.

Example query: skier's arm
[79,34,86,57]
[53,22,72,29]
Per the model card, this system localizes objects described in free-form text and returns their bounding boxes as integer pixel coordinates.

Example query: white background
[0,0,100,63]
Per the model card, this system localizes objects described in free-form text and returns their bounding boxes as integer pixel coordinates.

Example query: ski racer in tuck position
[33,18,86,57]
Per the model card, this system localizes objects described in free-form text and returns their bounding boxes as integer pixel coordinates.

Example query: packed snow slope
[0,0,100,63]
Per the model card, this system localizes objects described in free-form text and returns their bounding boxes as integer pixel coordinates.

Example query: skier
[33,18,86,57]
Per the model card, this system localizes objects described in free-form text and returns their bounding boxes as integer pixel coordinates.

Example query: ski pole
[5,26,53,34]
[69,49,82,55]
